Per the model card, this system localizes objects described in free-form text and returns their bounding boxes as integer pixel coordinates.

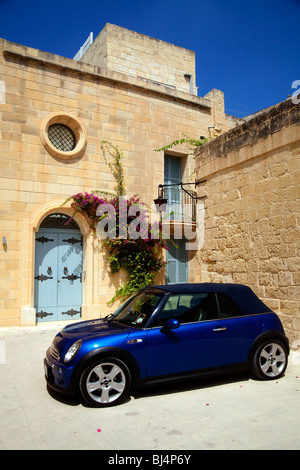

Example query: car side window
[217,293,241,318]
[151,293,219,327]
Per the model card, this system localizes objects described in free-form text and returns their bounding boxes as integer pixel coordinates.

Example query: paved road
[0,323,299,450]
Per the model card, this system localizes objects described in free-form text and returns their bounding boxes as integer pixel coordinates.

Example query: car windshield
[112,291,163,327]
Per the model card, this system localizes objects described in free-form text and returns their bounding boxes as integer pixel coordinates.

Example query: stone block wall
[194,99,300,345]
[81,23,198,95]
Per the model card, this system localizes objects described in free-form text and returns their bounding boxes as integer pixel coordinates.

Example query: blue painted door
[34,228,82,322]
[166,237,188,284]
[164,155,181,220]
[164,155,188,283]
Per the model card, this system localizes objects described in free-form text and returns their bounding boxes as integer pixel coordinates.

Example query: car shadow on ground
[132,370,251,401]
[46,370,251,407]
[46,384,83,406]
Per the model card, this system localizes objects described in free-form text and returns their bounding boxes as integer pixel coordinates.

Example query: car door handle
[213,327,227,332]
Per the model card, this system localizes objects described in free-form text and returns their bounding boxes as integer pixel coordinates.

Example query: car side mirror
[161,318,180,333]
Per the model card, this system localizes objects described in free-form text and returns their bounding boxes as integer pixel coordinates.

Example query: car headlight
[64,340,82,363]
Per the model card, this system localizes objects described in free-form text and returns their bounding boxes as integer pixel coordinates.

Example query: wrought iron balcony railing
[154,180,206,223]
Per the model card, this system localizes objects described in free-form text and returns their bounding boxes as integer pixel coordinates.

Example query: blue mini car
[44,283,289,407]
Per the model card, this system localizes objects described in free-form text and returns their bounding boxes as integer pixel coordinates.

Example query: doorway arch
[34,213,83,322]
[20,200,97,326]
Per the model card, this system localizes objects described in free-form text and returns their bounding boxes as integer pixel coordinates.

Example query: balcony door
[164,155,182,220]
[164,155,188,284]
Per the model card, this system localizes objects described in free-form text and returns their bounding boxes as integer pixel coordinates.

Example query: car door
[145,293,230,378]
[216,292,264,363]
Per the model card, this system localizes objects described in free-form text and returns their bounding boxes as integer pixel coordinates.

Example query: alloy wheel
[80,358,131,407]
[258,342,287,378]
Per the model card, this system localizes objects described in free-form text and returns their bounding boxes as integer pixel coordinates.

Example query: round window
[40,113,87,159]
[48,124,76,152]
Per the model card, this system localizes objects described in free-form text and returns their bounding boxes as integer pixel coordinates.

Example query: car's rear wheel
[79,357,131,407]
[251,340,288,380]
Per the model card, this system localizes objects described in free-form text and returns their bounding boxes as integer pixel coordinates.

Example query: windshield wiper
[104,313,115,322]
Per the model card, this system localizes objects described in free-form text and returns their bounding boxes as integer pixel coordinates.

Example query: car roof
[144,283,271,315]
[149,283,248,294]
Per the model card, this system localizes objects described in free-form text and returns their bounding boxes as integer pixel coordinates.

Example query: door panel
[57,233,82,315]
[164,155,181,220]
[166,238,188,284]
[146,320,230,378]
[34,229,82,322]
[34,232,58,322]
[164,155,188,284]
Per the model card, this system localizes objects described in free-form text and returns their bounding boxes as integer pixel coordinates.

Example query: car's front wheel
[79,357,131,407]
[251,340,288,380]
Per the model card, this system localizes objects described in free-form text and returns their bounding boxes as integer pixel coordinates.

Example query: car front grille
[50,343,60,361]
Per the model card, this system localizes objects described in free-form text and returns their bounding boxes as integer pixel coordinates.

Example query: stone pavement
[0,323,299,451]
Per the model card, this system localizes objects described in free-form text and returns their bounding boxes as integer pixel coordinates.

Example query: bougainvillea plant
[63,191,167,303]
[61,141,167,304]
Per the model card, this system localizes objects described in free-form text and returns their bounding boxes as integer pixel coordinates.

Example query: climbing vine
[154,135,211,153]
[102,140,126,197]
[61,140,167,305]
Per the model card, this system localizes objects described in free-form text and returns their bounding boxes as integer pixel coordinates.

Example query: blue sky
[0,0,299,117]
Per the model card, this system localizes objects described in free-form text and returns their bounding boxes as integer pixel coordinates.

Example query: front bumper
[44,348,76,395]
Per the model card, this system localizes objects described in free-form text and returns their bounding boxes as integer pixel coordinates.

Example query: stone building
[0,24,299,346]
[0,24,233,327]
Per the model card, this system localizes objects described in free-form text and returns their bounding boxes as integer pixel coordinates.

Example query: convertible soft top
[146,283,271,316]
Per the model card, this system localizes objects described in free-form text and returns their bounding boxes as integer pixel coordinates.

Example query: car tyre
[79,357,131,407]
[251,340,288,380]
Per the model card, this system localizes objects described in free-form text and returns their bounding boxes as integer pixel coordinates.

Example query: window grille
[48,124,76,152]
[40,213,79,230]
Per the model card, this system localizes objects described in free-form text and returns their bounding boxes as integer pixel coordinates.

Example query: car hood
[59,319,129,341]
[50,319,132,362]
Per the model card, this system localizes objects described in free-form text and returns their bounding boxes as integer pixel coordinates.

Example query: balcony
[154,181,206,236]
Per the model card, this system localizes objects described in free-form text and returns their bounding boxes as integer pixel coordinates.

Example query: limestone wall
[195,99,300,344]
[81,23,198,95]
